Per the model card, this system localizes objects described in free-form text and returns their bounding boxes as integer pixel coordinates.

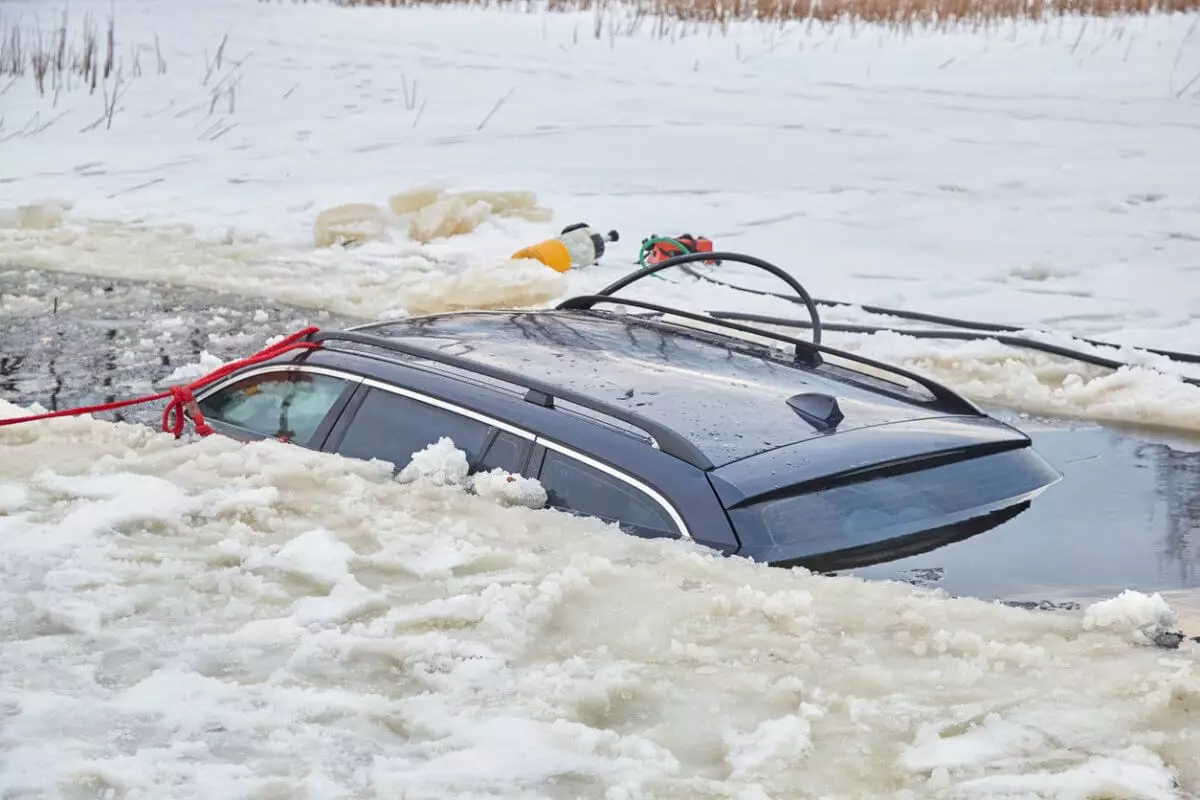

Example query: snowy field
[3,0,1200,795]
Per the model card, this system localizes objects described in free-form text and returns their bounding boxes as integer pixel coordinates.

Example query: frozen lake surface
[3,0,1200,795]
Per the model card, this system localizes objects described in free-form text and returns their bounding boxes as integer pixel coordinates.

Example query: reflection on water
[4,266,1200,620]
[847,419,1200,614]
[1154,440,1200,588]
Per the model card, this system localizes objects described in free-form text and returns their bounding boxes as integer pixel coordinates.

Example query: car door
[323,383,536,477]
[194,367,360,448]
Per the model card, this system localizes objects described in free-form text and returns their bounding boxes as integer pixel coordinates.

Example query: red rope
[0,326,322,439]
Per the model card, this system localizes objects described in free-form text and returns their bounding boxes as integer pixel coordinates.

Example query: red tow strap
[0,326,322,439]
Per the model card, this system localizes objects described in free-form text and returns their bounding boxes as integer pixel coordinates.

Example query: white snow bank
[829,330,1200,435]
[2,399,1198,797]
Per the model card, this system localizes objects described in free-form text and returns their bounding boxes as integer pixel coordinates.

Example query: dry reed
[0,8,124,95]
[326,0,1199,27]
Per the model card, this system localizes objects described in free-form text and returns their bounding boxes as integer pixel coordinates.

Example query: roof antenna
[786,392,844,432]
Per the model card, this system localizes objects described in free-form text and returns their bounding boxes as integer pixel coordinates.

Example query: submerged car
[191,252,1061,570]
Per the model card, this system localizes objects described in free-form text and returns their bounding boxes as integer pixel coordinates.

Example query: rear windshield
[728,448,1060,565]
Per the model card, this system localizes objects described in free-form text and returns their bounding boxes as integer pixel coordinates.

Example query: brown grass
[326,0,1199,27]
[0,8,174,138]
[0,8,119,96]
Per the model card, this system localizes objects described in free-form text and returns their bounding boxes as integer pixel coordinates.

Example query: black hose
[707,310,1200,389]
[567,251,824,346]
[677,263,1200,366]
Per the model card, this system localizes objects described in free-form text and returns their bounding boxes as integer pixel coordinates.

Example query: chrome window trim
[536,437,691,540]
[193,364,364,403]
[318,342,666,451]
[189,364,363,441]
[359,377,535,441]
[193,364,533,441]
[195,363,689,540]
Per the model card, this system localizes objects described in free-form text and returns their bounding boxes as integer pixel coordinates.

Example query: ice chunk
[1083,590,1179,644]
[471,468,548,509]
[396,437,471,486]
[387,186,444,215]
[0,482,29,513]
[312,202,396,248]
[271,528,359,588]
[724,715,813,778]
[388,187,553,244]
[903,713,1048,773]
[408,195,495,243]
[312,188,552,249]
[949,750,1179,799]
[0,199,73,230]
[159,350,227,385]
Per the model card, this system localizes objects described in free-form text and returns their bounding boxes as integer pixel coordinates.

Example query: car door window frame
[196,363,689,539]
[529,440,689,539]
[477,428,535,476]
[327,384,499,473]
[322,376,538,455]
[192,364,363,448]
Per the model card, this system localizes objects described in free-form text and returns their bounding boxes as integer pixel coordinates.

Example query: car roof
[346,310,955,467]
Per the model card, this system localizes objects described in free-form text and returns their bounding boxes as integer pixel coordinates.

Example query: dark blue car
[191,253,1061,570]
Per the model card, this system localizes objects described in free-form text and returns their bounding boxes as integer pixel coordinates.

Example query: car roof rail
[557,295,825,365]
[305,329,715,471]
[556,295,980,417]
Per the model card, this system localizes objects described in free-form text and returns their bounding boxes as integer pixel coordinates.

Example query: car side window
[197,370,352,446]
[334,387,491,471]
[537,450,679,537]
[477,431,531,474]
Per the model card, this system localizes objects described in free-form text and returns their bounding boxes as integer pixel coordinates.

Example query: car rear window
[728,448,1060,561]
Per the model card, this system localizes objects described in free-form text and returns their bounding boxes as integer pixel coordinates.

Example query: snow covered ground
[3,0,1200,795]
